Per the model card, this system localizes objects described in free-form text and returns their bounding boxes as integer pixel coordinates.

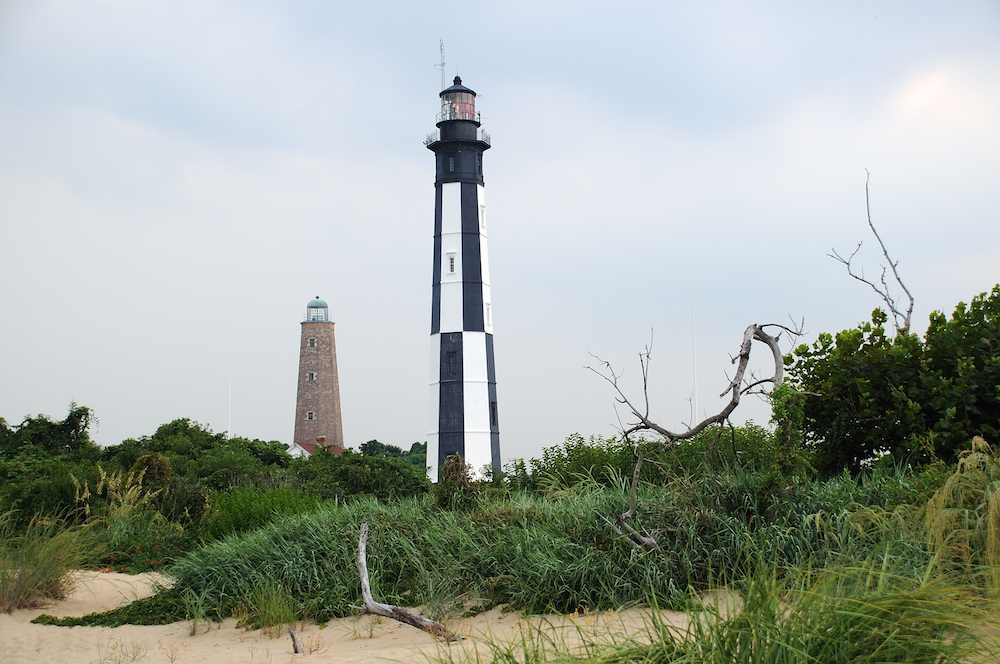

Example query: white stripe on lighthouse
[427,333,441,478]
[461,331,492,472]
[439,182,463,333]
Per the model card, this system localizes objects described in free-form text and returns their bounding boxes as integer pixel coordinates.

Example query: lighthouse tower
[425,76,500,480]
[292,297,344,454]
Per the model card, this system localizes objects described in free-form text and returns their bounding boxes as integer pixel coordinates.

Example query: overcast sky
[1,1,998,463]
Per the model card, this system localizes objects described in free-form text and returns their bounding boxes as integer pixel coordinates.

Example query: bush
[292,448,430,500]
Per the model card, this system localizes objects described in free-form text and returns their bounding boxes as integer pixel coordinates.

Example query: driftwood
[356,522,458,641]
[287,626,303,654]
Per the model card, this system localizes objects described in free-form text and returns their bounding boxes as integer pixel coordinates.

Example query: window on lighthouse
[307,338,316,347]
[447,252,456,274]
[306,411,314,421]
[448,156,455,172]
[307,372,316,381]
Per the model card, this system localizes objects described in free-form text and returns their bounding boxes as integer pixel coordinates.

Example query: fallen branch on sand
[355,522,458,641]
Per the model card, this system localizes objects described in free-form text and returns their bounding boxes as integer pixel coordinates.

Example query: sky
[1,1,998,464]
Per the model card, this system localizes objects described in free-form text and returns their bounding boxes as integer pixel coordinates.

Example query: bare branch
[590,322,799,552]
[587,324,789,446]
[829,171,914,333]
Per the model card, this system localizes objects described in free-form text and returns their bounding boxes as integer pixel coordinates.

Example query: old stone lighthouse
[292,297,344,454]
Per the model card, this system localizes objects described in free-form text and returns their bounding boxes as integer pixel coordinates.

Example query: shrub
[292,448,430,500]
[788,285,1000,474]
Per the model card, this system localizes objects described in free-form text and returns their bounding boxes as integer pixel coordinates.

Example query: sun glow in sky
[1,1,998,462]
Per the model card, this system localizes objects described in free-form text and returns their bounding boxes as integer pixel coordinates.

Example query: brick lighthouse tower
[293,297,344,454]
[425,77,500,479]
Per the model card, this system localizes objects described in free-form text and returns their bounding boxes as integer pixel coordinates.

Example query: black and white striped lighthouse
[425,76,500,479]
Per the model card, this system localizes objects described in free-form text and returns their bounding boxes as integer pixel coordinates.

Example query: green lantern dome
[305,296,329,322]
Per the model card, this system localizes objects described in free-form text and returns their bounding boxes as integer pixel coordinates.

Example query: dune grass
[163,465,942,627]
[0,509,94,612]
[435,562,1000,664]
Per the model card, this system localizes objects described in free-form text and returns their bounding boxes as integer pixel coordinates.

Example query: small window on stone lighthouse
[305,411,314,421]
[307,372,316,381]
[447,252,456,274]
[447,351,457,375]
[486,303,491,326]
[307,338,316,348]
[448,156,455,172]
[480,205,486,229]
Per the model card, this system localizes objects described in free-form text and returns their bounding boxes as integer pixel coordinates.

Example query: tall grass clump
[0,510,94,612]
[921,436,1000,590]
[75,466,184,571]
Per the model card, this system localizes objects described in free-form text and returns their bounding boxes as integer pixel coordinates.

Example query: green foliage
[0,405,103,525]
[359,439,427,471]
[33,588,186,626]
[788,286,1000,475]
[0,404,99,458]
[0,510,95,612]
[760,384,813,494]
[292,447,430,500]
[434,454,483,510]
[102,419,293,493]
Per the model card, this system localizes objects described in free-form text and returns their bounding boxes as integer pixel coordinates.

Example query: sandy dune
[0,571,692,664]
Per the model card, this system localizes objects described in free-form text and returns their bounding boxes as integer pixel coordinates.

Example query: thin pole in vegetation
[355,522,458,641]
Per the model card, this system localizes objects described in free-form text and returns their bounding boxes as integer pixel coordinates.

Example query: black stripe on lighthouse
[438,331,464,465]
[430,185,443,334]
[461,182,484,332]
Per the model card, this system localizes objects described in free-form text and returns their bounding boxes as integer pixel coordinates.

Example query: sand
[0,571,698,664]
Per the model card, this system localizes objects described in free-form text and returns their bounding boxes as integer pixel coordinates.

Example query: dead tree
[354,523,458,641]
[588,323,794,550]
[829,170,914,333]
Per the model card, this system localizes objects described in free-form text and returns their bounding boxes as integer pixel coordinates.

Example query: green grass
[199,486,323,541]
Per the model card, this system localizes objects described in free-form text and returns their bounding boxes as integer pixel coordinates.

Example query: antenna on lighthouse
[435,40,446,90]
